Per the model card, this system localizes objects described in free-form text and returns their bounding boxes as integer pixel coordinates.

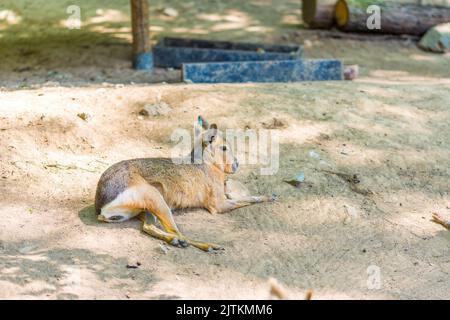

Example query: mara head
[194,116,239,174]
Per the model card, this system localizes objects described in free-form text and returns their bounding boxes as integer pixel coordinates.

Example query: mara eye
[221,145,227,151]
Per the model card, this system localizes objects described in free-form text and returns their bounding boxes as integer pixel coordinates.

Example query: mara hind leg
[140,212,223,252]
[98,197,142,223]
[135,183,224,252]
[139,212,222,251]
[139,212,188,248]
[98,182,184,239]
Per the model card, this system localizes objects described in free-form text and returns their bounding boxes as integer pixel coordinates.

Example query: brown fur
[95,158,228,213]
[94,117,274,251]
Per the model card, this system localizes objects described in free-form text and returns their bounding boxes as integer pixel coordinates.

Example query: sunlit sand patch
[249,0,273,6]
[375,190,448,234]
[113,33,132,41]
[151,267,311,300]
[356,99,430,130]
[223,10,250,23]
[410,54,439,62]
[278,123,333,145]
[330,145,387,167]
[89,25,131,34]
[203,9,251,31]
[196,13,223,22]
[366,70,450,84]
[371,70,411,78]
[0,10,22,25]
[357,86,409,99]
[348,113,430,137]
[281,14,301,26]
[150,25,164,32]
[18,280,57,295]
[380,104,430,125]
[211,21,248,31]
[171,27,209,35]
[357,77,450,85]
[86,9,128,24]
[245,25,273,32]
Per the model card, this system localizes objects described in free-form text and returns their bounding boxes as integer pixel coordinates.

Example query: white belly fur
[100,185,146,221]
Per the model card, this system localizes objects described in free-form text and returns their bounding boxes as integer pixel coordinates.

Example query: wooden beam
[182,59,343,83]
[153,37,302,69]
[130,0,152,69]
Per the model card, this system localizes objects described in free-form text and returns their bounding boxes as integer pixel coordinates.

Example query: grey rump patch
[94,160,136,214]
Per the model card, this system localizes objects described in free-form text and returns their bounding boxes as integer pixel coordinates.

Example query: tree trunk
[335,0,450,35]
[303,0,338,29]
[130,0,152,69]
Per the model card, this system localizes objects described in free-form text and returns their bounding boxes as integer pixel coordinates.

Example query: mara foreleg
[214,194,276,213]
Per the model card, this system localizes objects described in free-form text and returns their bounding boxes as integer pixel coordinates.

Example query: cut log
[335,0,450,35]
[303,0,338,29]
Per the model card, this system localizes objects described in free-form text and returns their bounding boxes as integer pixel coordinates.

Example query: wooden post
[130,0,152,69]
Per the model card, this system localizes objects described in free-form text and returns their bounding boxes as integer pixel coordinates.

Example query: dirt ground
[1,1,449,300]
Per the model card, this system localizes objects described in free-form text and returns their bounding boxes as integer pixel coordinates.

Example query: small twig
[44,163,96,173]
[269,278,288,300]
[431,213,450,230]
[320,169,373,196]
[269,278,313,300]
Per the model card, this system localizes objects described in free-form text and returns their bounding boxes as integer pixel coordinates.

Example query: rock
[419,23,450,53]
[77,113,90,121]
[138,109,149,117]
[141,102,172,117]
[303,39,313,49]
[126,262,140,269]
[43,81,60,87]
[344,205,359,218]
[344,65,359,80]
[162,7,179,17]
[262,118,287,129]
[159,244,169,254]
[284,171,306,189]
[47,70,58,77]
[19,244,36,254]
[308,150,320,159]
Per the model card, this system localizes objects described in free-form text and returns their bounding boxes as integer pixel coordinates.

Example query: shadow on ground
[0,243,156,299]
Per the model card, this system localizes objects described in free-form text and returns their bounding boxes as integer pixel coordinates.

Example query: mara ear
[198,115,209,130]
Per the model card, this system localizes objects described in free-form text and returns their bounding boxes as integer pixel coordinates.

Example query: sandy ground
[1,1,450,300]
